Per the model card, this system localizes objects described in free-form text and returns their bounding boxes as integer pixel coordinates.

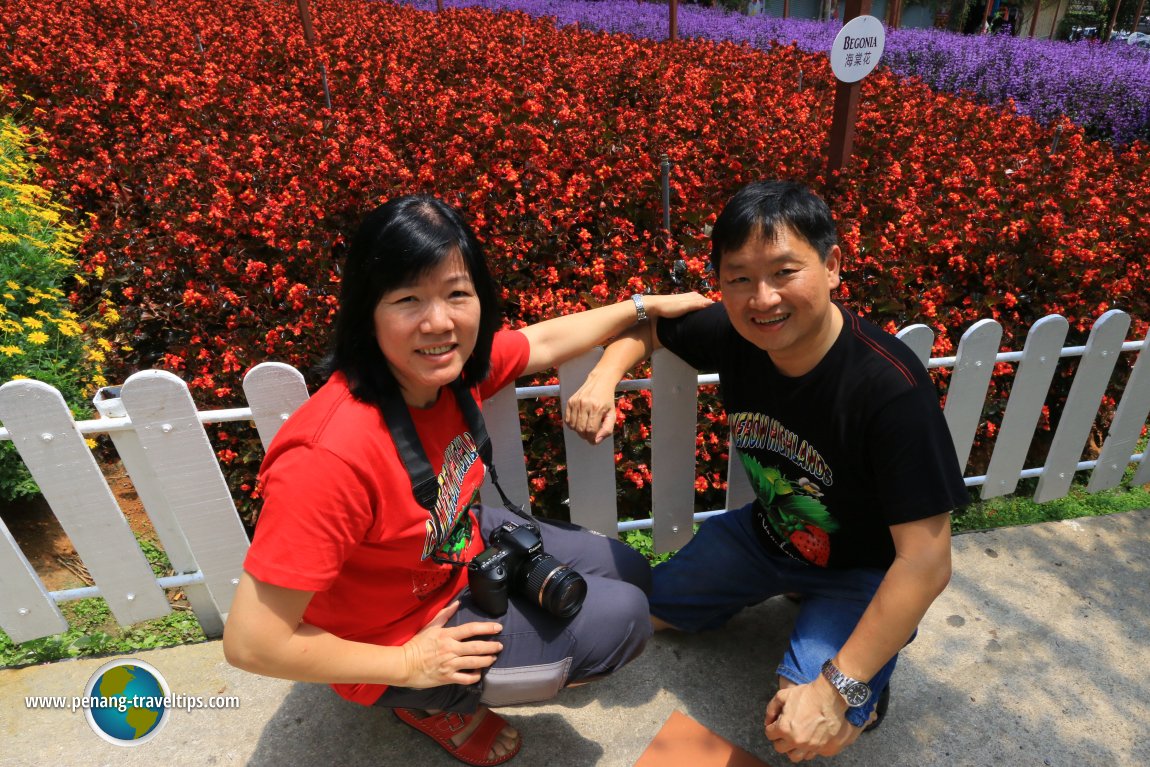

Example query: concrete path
[3,509,1149,767]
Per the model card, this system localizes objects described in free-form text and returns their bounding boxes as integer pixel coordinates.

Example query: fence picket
[92,388,224,637]
[481,385,532,514]
[895,323,935,368]
[725,444,756,512]
[119,371,250,618]
[944,319,1003,471]
[981,315,1070,498]
[0,380,171,627]
[0,520,68,643]
[559,349,618,536]
[242,363,311,451]
[651,348,699,553]
[1088,329,1150,492]
[1035,310,1130,503]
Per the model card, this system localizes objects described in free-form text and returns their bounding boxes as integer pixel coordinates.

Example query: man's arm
[764,512,952,760]
[562,319,662,445]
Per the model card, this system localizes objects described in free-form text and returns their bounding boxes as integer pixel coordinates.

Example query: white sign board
[829,15,885,83]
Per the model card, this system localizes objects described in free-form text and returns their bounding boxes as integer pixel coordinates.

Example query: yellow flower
[97,338,112,351]
[54,319,82,337]
[0,344,23,357]
[4,280,18,290]
[26,330,49,345]
[21,316,43,329]
[87,347,106,362]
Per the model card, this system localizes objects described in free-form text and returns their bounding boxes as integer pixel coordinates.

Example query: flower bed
[1,0,1147,517]
[407,0,1150,145]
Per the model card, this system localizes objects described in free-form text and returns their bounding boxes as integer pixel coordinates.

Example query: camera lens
[524,554,587,618]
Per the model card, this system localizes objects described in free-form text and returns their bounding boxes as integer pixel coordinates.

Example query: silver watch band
[631,293,648,323]
[820,659,872,708]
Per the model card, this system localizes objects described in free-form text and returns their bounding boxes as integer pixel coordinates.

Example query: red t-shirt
[243,330,530,705]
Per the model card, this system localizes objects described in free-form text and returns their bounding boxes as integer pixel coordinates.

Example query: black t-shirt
[658,302,969,570]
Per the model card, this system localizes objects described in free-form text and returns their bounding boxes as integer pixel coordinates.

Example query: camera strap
[380,378,531,522]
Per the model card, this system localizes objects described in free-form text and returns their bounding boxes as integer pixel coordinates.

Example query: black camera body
[467,521,587,618]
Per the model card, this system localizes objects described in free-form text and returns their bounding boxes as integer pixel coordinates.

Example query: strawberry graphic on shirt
[740,453,838,567]
[788,525,831,566]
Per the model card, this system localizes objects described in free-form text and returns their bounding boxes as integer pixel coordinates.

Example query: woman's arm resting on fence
[764,513,952,758]
[223,572,504,689]
[519,292,709,376]
[563,322,662,445]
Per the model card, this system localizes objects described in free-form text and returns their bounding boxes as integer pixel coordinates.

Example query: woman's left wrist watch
[631,293,648,323]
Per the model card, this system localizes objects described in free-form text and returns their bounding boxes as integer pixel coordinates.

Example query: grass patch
[0,535,206,669]
[953,481,1150,533]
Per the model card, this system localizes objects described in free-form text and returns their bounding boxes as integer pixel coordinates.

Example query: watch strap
[820,659,872,708]
[631,293,648,323]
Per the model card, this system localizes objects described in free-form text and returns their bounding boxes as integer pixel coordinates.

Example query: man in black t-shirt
[566,181,968,761]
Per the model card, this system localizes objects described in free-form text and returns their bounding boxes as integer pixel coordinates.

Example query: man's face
[717,226,842,377]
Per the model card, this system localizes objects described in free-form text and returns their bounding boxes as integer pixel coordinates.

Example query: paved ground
[3,509,1149,767]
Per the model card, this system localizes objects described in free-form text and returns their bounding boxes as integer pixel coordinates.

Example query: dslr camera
[467,521,587,618]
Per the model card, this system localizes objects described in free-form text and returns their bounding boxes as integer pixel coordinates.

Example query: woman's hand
[643,291,713,319]
[400,601,505,689]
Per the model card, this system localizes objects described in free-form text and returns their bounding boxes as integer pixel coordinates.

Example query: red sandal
[393,708,522,766]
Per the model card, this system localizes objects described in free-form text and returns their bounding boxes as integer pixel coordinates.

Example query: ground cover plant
[1,0,1148,524]
[413,0,1150,145]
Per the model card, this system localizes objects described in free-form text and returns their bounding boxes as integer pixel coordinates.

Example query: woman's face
[373,250,481,408]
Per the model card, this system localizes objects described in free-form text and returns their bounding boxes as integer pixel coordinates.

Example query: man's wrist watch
[631,293,648,323]
[820,659,872,708]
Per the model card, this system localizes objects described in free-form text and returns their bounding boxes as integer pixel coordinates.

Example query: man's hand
[400,601,504,689]
[764,677,862,761]
[564,369,620,445]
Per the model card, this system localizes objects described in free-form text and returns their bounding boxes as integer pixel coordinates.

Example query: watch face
[845,682,871,708]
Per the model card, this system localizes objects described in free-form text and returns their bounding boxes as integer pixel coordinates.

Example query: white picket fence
[1,309,1148,645]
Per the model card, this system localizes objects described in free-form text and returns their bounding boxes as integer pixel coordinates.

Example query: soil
[1,461,156,592]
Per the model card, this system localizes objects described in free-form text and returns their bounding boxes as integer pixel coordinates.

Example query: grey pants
[374,505,652,712]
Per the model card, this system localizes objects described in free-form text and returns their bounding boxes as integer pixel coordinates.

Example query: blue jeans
[649,504,903,728]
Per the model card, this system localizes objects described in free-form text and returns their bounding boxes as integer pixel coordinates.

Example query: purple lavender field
[403,0,1150,145]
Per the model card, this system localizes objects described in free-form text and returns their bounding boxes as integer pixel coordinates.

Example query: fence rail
[2,310,1148,645]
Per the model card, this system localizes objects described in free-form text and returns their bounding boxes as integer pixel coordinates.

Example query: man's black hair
[710,181,838,273]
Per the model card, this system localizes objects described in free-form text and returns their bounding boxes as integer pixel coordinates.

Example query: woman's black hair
[710,181,838,274]
[321,195,501,408]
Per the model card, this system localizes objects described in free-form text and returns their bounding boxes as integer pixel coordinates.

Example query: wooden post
[1028,0,1041,37]
[670,0,678,41]
[1104,0,1123,40]
[826,0,872,175]
[295,0,332,110]
[784,0,791,18]
[296,0,318,45]
[978,0,993,33]
[1050,0,1065,37]
[1135,0,1148,31]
